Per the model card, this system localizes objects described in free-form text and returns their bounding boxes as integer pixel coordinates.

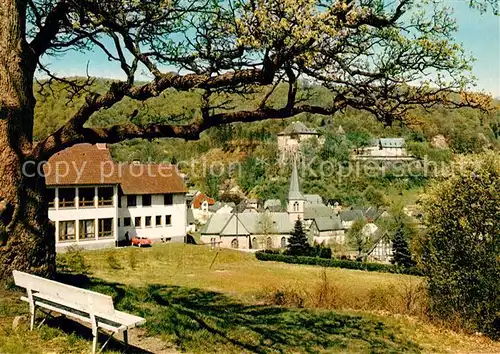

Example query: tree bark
[0,0,55,281]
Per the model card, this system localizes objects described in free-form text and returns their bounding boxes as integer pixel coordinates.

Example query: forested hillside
[35,78,500,206]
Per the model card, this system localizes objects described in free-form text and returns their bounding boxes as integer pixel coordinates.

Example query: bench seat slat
[21,293,144,329]
[21,296,126,333]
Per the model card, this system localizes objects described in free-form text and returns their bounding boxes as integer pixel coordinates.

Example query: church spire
[288,157,304,201]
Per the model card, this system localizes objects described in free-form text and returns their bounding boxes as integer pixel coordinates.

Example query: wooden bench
[13,270,146,353]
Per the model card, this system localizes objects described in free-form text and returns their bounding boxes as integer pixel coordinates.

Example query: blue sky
[42,2,500,97]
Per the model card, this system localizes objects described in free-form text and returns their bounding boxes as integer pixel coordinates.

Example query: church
[200,160,344,249]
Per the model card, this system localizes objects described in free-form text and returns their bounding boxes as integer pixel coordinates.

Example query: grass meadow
[1,243,499,353]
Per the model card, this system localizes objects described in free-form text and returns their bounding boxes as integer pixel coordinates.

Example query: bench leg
[123,330,129,351]
[90,314,98,354]
[92,331,98,354]
[30,306,36,331]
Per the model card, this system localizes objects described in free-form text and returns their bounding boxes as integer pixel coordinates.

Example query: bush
[56,245,90,274]
[421,152,500,339]
[255,251,422,276]
[105,251,122,270]
[309,243,332,259]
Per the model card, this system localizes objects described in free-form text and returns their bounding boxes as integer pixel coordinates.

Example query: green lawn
[1,243,498,353]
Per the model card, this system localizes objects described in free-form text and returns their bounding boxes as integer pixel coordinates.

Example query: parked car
[131,236,152,247]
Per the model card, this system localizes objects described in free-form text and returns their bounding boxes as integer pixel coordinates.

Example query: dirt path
[126,328,180,354]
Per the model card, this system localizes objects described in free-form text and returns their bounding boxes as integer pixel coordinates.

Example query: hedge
[255,251,423,276]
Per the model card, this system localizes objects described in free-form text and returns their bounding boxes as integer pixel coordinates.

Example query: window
[164,194,173,205]
[98,218,113,238]
[46,188,56,208]
[59,188,76,208]
[124,217,131,227]
[165,215,172,226]
[135,216,142,228]
[127,195,137,207]
[211,237,217,248]
[281,237,287,248]
[142,195,152,206]
[145,216,152,227]
[293,201,299,212]
[79,187,95,207]
[266,237,272,249]
[79,219,95,240]
[117,218,120,227]
[155,215,162,226]
[59,221,75,241]
[98,187,113,206]
[251,237,258,249]
[231,238,239,249]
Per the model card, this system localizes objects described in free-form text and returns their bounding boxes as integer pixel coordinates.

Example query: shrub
[105,251,122,270]
[309,243,332,259]
[128,249,138,270]
[421,152,500,339]
[255,251,422,276]
[56,245,90,274]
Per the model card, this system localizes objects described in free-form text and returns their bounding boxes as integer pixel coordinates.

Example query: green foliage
[406,142,453,163]
[363,186,387,208]
[128,249,139,270]
[205,173,221,199]
[346,131,372,150]
[237,156,267,193]
[347,219,370,258]
[421,152,500,338]
[56,245,90,274]
[255,251,423,276]
[310,243,332,259]
[321,133,351,165]
[105,251,123,270]
[391,230,415,269]
[285,219,310,256]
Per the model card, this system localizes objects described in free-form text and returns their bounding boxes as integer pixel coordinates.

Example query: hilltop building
[44,144,188,251]
[354,138,414,161]
[277,121,323,162]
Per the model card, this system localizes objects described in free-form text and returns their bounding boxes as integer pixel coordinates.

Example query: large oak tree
[0,0,496,280]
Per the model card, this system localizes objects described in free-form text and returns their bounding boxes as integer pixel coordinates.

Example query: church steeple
[288,157,304,201]
[287,157,305,222]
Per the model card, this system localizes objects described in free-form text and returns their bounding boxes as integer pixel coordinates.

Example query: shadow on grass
[57,273,421,354]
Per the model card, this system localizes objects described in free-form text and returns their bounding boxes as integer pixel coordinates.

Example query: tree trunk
[0,0,55,281]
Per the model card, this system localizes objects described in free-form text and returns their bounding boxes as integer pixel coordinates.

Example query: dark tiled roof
[304,204,335,219]
[278,121,319,136]
[313,216,343,231]
[379,138,405,148]
[339,210,364,222]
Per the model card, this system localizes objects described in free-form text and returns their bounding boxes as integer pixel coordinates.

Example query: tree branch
[30,1,69,57]
[33,104,336,160]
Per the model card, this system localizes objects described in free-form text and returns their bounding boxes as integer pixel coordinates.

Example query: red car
[131,236,152,247]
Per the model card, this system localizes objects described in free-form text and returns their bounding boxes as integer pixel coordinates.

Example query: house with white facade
[44,144,187,251]
[309,216,345,245]
[354,138,414,161]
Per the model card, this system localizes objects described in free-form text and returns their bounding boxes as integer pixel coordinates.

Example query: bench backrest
[13,270,115,316]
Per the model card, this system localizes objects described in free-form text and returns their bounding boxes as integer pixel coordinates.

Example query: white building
[354,138,414,161]
[44,144,188,251]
